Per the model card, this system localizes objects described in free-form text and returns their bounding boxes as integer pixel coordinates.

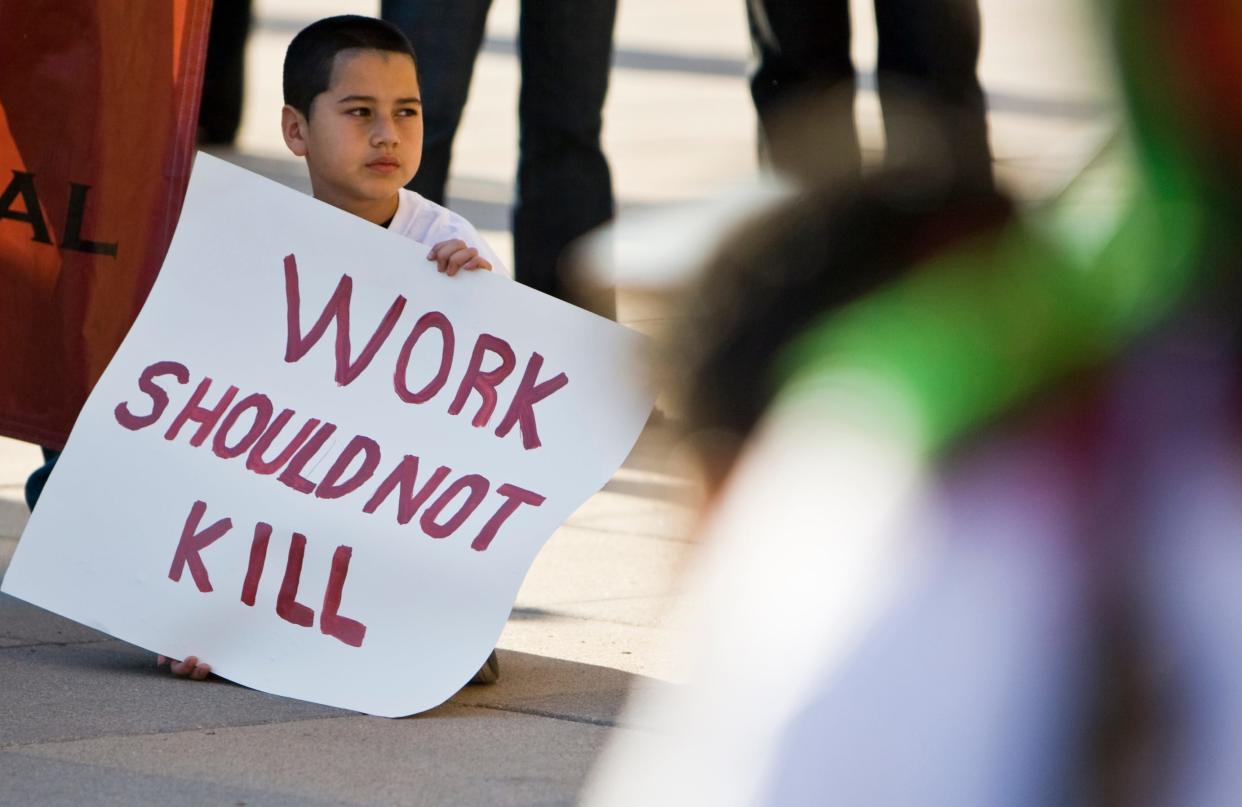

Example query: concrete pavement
[1,0,1115,803]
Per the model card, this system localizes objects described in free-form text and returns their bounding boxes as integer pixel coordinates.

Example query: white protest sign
[1,153,654,716]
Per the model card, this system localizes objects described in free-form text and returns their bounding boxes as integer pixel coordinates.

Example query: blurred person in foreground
[583,1,1242,805]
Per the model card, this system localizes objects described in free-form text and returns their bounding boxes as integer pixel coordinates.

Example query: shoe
[469,650,500,685]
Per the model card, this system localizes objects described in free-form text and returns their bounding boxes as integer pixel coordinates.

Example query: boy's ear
[281,104,310,157]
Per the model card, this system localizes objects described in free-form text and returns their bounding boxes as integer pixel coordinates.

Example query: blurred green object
[774,0,1239,455]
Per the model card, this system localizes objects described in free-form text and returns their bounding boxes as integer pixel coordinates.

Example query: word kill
[169,499,368,647]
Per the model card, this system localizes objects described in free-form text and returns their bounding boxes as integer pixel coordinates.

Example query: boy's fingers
[157,653,211,680]
[446,248,478,277]
[428,241,488,275]
[426,241,492,276]
[427,239,466,261]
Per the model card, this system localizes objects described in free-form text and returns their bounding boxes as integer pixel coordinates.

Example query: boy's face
[282,48,422,223]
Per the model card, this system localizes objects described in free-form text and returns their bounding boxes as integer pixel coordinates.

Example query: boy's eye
[346,107,371,117]
[396,108,419,118]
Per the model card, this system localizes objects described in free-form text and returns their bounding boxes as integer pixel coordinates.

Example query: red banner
[0,1,212,448]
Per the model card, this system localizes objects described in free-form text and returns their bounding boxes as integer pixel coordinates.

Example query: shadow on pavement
[449,648,666,730]
[1,591,663,740]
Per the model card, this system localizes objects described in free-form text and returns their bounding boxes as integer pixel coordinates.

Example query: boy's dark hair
[283,15,417,119]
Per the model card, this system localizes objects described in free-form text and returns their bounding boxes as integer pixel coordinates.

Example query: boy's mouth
[366,157,401,174]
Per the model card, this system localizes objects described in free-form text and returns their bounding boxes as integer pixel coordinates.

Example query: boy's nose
[371,119,399,146]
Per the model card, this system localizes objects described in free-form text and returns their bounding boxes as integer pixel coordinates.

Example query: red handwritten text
[170,499,368,647]
[115,360,546,552]
[283,254,568,450]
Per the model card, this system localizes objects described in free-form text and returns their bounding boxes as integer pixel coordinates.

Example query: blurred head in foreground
[671,172,1011,493]
[585,3,1242,806]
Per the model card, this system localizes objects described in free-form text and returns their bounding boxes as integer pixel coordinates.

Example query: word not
[115,360,544,552]
[169,499,366,647]
[283,253,568,450]
[0,170,118,256]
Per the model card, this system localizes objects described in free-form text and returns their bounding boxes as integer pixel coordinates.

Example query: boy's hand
[427,240,492,276]
[157,654,212,680]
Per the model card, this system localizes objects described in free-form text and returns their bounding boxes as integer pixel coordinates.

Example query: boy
[159,14,503,684]
[282,14,503,276]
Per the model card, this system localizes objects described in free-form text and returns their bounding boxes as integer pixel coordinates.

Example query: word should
[0,170,118,256]
[169,499,366,647]
[115,360,545,552]
[284,253,568,451]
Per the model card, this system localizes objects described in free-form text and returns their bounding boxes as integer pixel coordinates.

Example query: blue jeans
[381,0,617,311]
[24,447,60,511]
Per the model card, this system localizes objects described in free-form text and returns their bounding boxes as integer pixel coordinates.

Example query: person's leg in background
[746,0,859,180]
[381,0,493,204]
[512,0,617,314]
[873,0,993,191]
[24,448,60,511]
[198,0,252,145]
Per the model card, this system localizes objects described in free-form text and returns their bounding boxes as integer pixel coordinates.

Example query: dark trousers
[747,0,992,190]
[24,447,59,511]
[381,0,617,309]
[198,0,251,145]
